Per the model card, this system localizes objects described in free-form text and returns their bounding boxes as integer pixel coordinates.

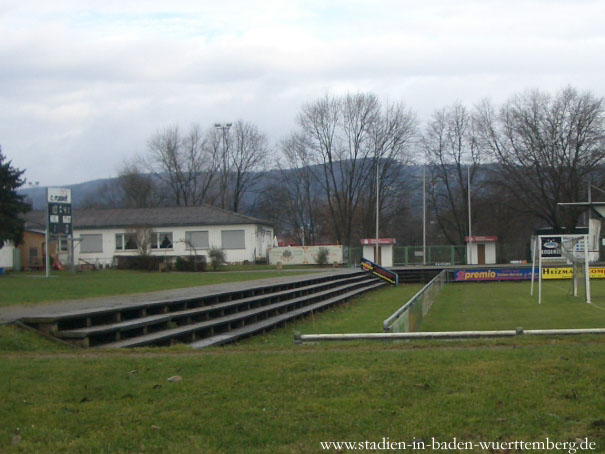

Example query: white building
[465,236,497,265]
[360,238,396,267]
[24,205,274,268]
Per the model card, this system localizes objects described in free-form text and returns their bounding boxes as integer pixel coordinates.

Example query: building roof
[24,205,272,230]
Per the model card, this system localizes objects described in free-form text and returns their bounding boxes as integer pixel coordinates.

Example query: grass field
[422,280,605,332]
[1,277,605,453]
[1,326,604,453]
[0,270,312,307]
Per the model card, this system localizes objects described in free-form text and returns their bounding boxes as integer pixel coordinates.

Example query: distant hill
[18,164,429,215]
[18,178,117,211]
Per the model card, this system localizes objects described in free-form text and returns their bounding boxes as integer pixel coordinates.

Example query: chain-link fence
[394,245,467,266]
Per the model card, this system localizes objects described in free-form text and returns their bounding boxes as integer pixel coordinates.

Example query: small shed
[360,238,396,267]
[466,236,497,265]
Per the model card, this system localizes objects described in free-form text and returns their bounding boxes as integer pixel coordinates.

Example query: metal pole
[375,159,380,264]
[70,234,75,274]
[423,166,426,265]
[585,234,591,304]
[530,236,537,296]
[45,189,50,278]
[538,236,543,304]
[467,166,472,265]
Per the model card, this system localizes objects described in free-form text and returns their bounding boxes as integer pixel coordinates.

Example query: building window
[151,232,173,249]
[221,230,245,249]
[59,238,69,252]
[115,233,137,251]
[185,231,209,250]
[80,234,103,253]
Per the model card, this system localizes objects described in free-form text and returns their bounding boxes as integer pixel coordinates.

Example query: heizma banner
[542,267,605,279]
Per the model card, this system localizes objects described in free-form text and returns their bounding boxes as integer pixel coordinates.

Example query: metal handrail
[382,269,446,332]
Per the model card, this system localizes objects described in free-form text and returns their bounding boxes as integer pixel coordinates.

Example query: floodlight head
[214,123,221,128]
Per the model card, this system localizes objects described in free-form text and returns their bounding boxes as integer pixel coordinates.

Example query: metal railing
[382,269,446,333]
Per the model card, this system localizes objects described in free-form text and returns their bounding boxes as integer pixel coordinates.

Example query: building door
[477,244,486,265]
[374,246,382,265]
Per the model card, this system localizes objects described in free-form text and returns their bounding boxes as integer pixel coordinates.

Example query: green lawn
[1,278,605,453]
[236,284,422,347]
[0,270,311,307]
[422,280,605,332]
[0,332,604,453]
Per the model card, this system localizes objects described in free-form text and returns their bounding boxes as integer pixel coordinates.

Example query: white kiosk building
[360,238,396,267]
[466,236,497,265]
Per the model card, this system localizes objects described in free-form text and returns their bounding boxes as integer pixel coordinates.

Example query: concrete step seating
[189,281,384,348]
[22,272,383,349]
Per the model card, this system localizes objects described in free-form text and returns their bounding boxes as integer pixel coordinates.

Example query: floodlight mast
[423,165,426,265]
[375,159,379,264]
[467,166,472,265]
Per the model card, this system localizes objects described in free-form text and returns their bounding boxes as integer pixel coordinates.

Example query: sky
[2,0,604,186]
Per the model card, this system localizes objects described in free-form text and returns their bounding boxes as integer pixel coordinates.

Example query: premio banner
[454,268,537,282]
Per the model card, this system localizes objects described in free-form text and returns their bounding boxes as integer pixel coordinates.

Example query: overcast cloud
[1,0,604,185]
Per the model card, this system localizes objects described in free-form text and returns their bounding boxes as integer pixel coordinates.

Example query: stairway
[21,271,384,349]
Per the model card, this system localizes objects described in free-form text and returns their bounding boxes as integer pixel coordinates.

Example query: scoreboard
[47,188,72,235]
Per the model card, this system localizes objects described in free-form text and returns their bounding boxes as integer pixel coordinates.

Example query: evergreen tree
[0,146,30,247]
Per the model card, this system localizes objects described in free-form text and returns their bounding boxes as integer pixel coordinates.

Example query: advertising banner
[542,267,605,279]
[453,267,605,281]
[540,237,562,259]
[453,268,537,282]
[360,257,398,285]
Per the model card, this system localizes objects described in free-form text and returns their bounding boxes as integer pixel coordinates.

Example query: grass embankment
[0,269,312,307]
[422,280,605,332]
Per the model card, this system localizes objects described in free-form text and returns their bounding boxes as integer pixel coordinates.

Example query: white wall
[0,242,14,269]
[269,245,343,265]
[73,223,273,266]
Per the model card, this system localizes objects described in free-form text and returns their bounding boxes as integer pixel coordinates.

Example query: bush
[316,247,330,266]
[175,256,207,272]
[115,255,165,271]
[208,247,226,271]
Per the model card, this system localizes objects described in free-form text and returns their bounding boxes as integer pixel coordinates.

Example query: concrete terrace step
[99,278,382,349]
[189,281,385,349]
[48,274,372,346]
[55,313,175,339]
[20,272,363,334]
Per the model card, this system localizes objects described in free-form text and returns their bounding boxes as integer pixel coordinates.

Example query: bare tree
[144,125,218,206]
[476,87,605,231]
[80,160,161,209]
[229,121,270,213]
[277,133,323,245]
[116,160,160,208]
[357,102,417,238]
[423,103,481,244]
[295,93,416,247]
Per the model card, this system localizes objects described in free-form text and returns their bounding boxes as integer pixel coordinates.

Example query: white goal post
[530,234,592,304]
